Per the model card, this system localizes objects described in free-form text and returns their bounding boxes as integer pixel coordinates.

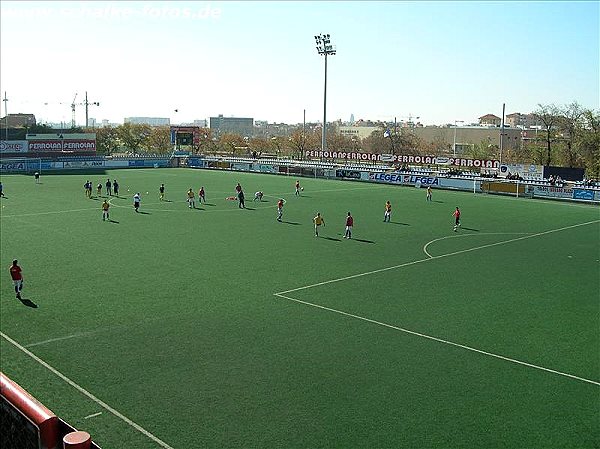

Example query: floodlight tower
[314,33,336,153]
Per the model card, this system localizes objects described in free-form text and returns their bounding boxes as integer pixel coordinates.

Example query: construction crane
[69,92,100,128]
[395,114,420,129]
[70,93,77,128]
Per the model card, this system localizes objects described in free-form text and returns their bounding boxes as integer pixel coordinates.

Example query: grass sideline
[1,168,599,449]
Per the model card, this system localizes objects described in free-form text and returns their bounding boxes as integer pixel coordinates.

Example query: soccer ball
[301,187,304,191]
[146,192,149,194]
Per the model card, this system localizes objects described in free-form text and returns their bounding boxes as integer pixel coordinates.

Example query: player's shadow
[244,207,255,210]
[433,200,444,203]
[353,238,375,244]
[192,207,204,211]
[389,221,410,226]
[204,203,216,206]
[282,221,300,225]
[137,211,151,215]
[19,298,38,308]
[162,200,173,203]
[322,236,341,242]
[461,227,479,231]
[108,219,119,224]
[297,195,311,198]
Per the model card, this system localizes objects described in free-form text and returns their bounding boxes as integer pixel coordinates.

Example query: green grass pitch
[1,168,599,449]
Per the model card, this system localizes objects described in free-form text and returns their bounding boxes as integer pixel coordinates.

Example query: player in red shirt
[344,212,354,239]
[9,259,23,300]
[453,207,461,231]
[277,199,284,222]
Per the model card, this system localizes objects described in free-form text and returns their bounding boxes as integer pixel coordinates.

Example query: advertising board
[28,139,96,152]
[305,150,500,168]
[572,189,595,201]
[531,186,573,199]
[0,140,28,154]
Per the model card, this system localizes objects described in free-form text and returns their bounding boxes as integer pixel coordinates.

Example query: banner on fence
[305,150,500,168]
[572,189,595,201]
[0,162,26,172]
[336,169,362,180]
[257,164,276,173]
[531,186,573,199]
[63,160,104,168]
[499,164,544,179]
[0,140,28,154]
[28,139,96,153]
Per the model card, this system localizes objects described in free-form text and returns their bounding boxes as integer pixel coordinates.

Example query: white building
[124,117,170,126]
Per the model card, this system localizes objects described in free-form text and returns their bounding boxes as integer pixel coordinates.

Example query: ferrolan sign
[304,150,499,168]
[28,139,96,152]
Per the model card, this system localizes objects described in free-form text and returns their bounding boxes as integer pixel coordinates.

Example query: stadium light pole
[3,92,8,141]
[315,33,336,153]
[453,120,464,158]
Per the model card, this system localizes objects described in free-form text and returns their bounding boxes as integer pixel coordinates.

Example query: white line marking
[273,293,600,387]
[422,232,531,258]
[0,206,98,218]
[276,220,600,295]
[0,331,175,449]
[24,328,120,348]
[84,412,103,420]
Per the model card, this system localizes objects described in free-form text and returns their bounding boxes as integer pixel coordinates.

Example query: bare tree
[558,102,585,167]
[577,109,600,179]
[532,103,561,166]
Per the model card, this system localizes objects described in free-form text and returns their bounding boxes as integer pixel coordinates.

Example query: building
[210,114,253,138]
[124,117,170,126]
[478,114,502,127]
[338,126,379,140]
[505,113,540,129]
[0,113,36,128]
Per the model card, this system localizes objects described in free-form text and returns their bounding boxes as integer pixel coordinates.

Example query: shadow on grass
[19,298,38,308]
[281,221,300,225]
[244,207,255,210]
[204,203,216,206]
[353,238,375,244]
[137,211,151,215]
[321,236,341,242]
[389,221,410,226]
[433,200,444,203]
[108,219,119,224]
[461,227,479,232]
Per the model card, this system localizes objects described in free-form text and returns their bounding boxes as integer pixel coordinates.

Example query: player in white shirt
[133,193,141,212]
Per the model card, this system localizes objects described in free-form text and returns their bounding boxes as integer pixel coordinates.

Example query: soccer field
[1,168,599,449]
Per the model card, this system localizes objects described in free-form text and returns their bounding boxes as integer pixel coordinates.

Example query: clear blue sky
[1,1,598,126]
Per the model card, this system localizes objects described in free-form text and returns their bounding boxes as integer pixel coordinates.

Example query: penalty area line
[276,219,600,295]
[0,331,175,449]
[273,293,600,387]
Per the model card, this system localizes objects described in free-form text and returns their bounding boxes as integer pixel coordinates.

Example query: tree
[327,132,354,153]
[533,104,561,166]
[219,133,246,156]
[577,109,600,179]
[557,102,585,168]
[289,128,320,159]
[118,122,152,153]
[143,126,171,154]
[94,126,120,155]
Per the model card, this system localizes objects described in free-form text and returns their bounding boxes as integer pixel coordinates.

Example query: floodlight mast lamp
[315,33,336,153]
